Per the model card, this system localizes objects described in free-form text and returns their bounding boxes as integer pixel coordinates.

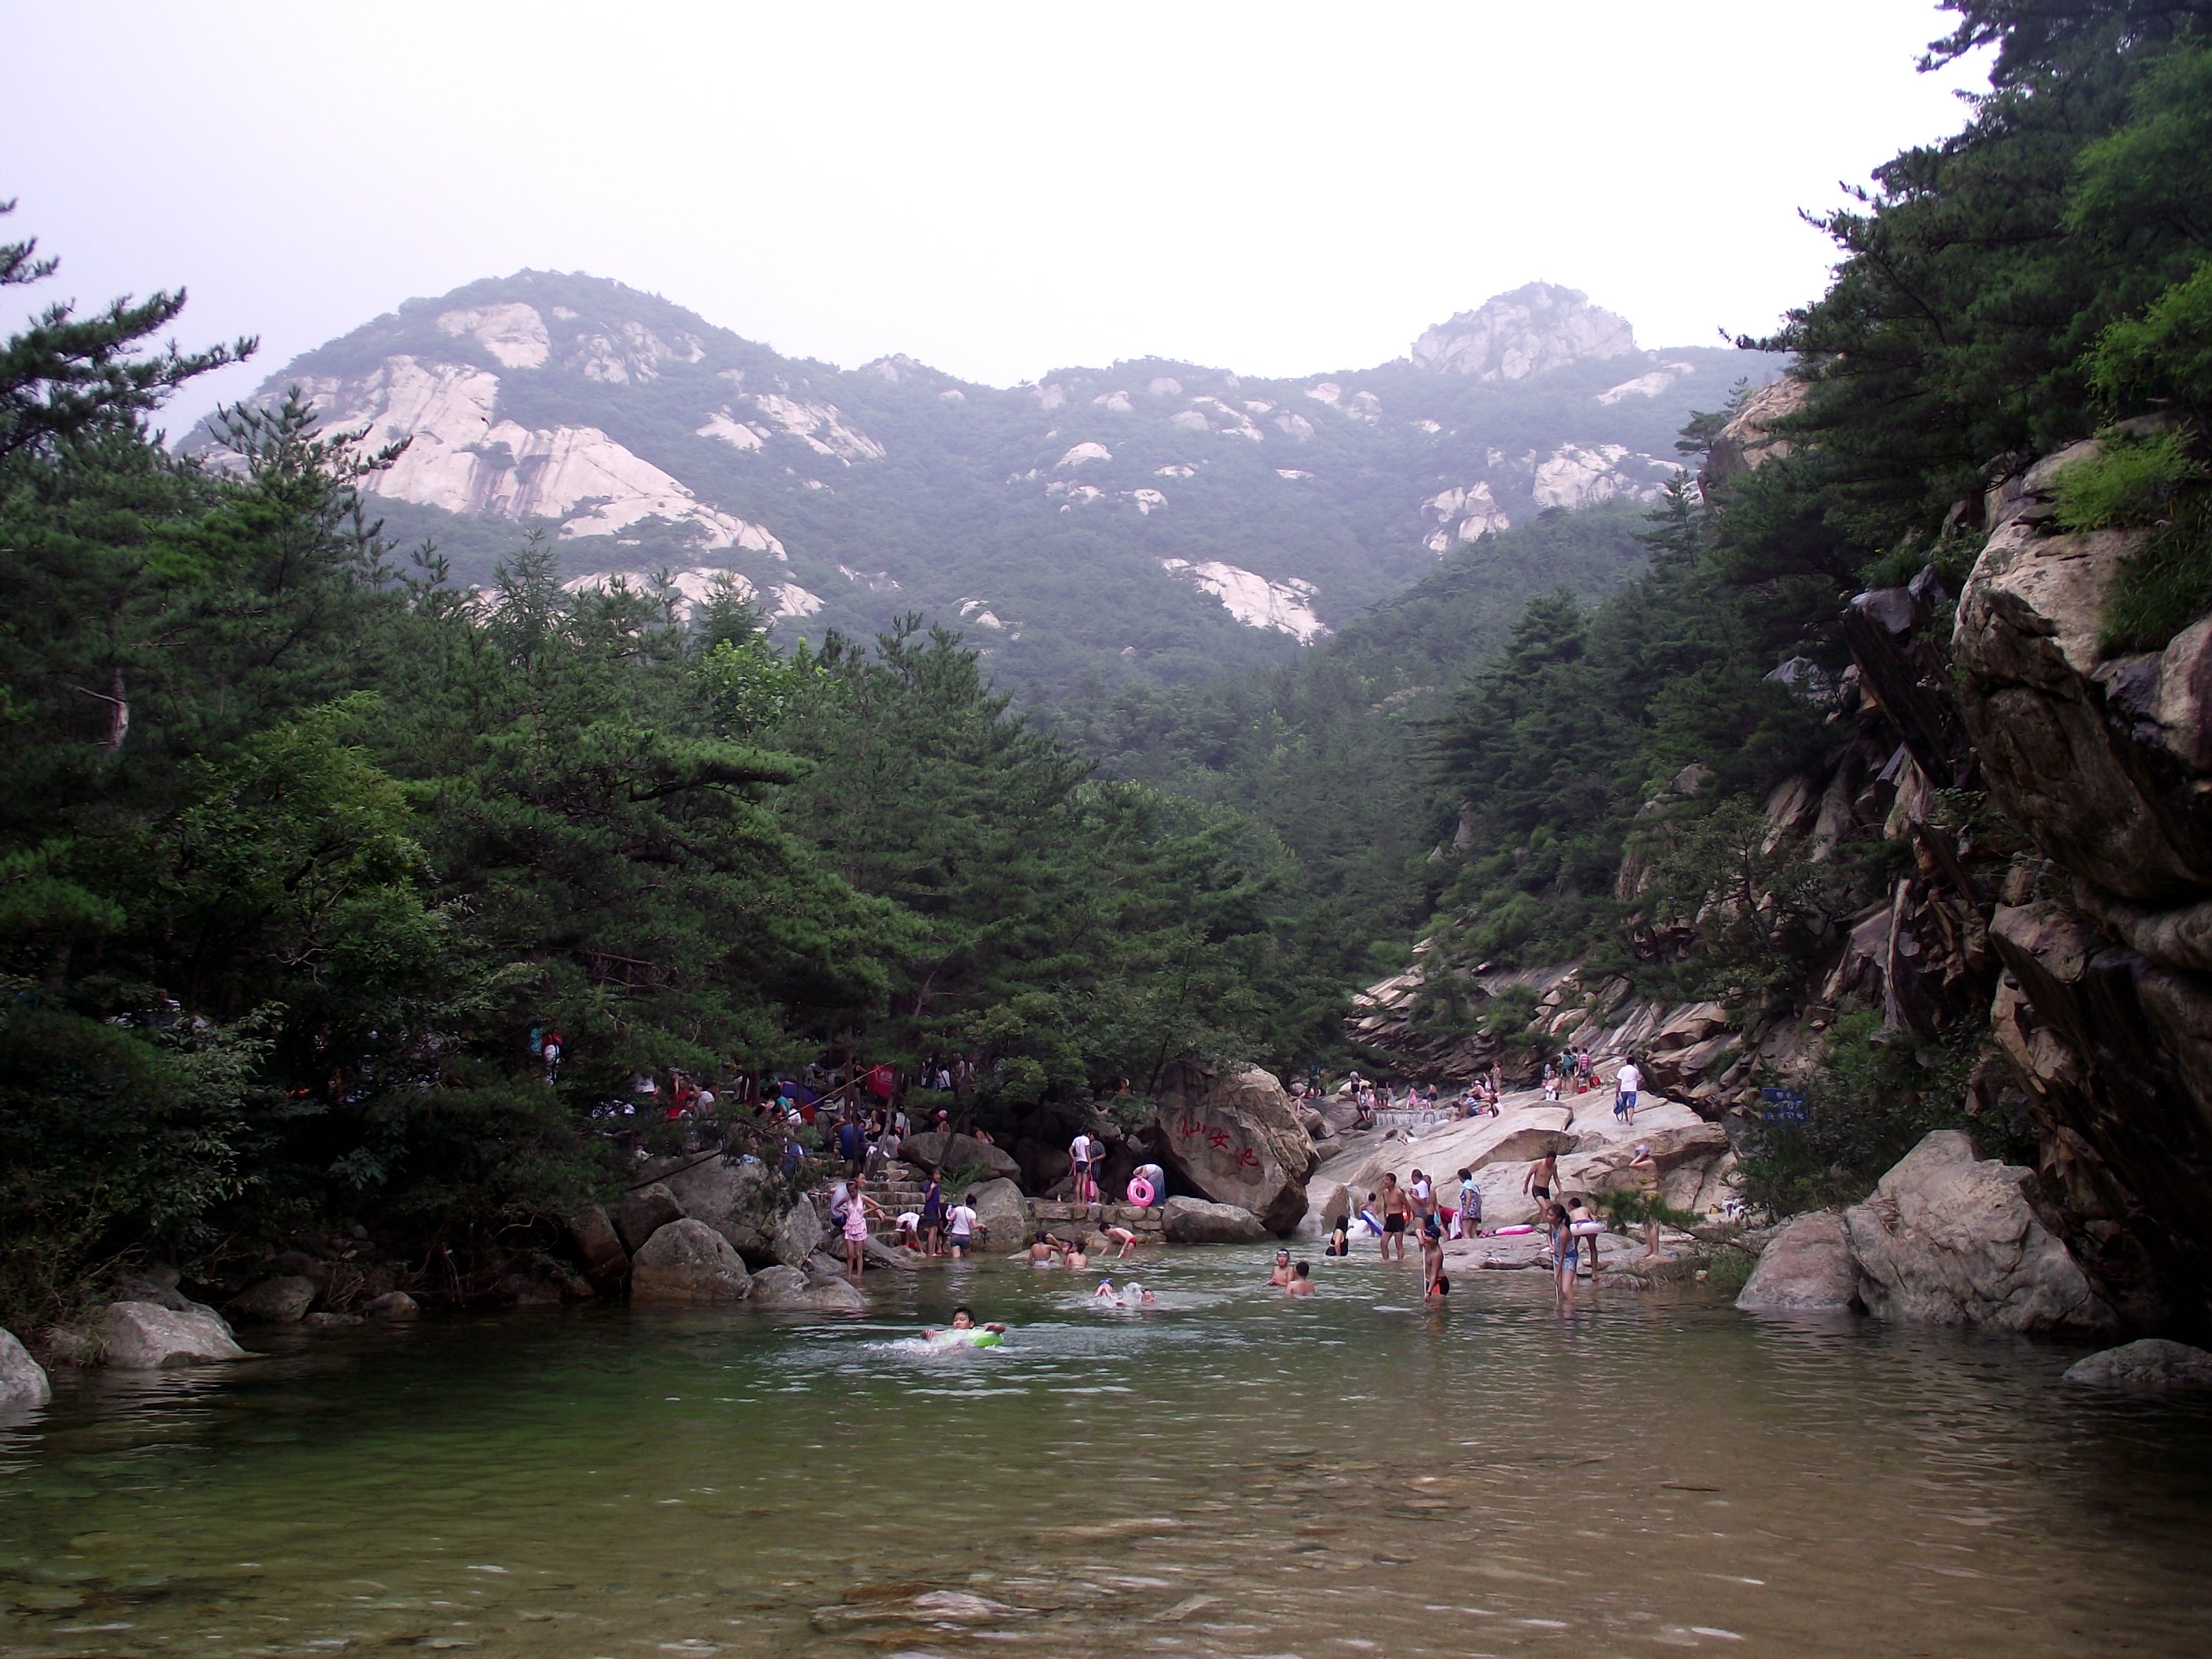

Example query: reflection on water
[3,1246,2210,1657]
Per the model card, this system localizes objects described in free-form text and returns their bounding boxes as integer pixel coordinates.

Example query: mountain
[185,273,1775,697]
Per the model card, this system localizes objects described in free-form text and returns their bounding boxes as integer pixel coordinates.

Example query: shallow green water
[4,1246,2210,1658]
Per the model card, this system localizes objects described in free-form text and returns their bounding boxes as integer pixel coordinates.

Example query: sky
[2,2,1992,430]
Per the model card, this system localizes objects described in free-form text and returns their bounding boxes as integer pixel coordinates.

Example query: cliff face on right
[1952,433,2212,1330]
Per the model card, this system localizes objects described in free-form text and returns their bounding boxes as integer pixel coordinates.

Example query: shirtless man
[1097,1223,1141,1259]
[1285,1261,1318,1297]
[1379,1174,1413,1260]
[1026,1229,1068,1265]
[1265,1247,1296,1287]
[1419,1218,1445,1297]
[1523,1151,1559,1212]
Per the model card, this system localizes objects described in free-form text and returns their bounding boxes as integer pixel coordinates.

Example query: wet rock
[365,1291,419,1321]
[965,1177,1029,1251]
[569,1205,628,1284]
[897,1131,1020,1181]
[227,1275,317,1324]
[302,1311,364,1328]
[1150,1064,1317,1231]
[113,1273,196,1313]
[613,1182,684,1255]
[772,1196,824,1266]
[1161,1196,1269,1243]
[0,1325,51,1406]
[1845,1130,2115,1333]
[2063,1338,2212,1390]
[629,1219,752,1303]
[1735,1212,1859,1313]
[1291,1178,1350,1242]
[748,1265,867,1311]
[100,1301,247,1368]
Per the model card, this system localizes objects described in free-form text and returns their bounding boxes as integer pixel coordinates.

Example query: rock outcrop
[652,1153,782,1264]
[1735,1212,1859,1313]
[1699,375,1807,491]
[2064,1338,2212,1390]
[1160,1196,1270,1244]
[1149,1064,1317,1232]
[772,1196,825,1267]
[0,1326,51,1406]
[629,1219,753,1303]
[1412,284,1636,381]
[1844,1131,2114,1333]
[569,1205,629,1284]
[748,1265,869,1312]
[100,1301,248,1368]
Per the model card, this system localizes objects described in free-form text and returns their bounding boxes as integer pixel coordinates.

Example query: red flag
[865,1064,896,1100]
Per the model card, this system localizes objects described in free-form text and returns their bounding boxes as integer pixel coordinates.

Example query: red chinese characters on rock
[1177,1112,1261,1171]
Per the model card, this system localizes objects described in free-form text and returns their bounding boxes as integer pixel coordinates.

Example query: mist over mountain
[185,273,1774,696]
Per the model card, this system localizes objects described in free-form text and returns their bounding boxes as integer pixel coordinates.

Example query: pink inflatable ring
[1125,1177,1155,1207]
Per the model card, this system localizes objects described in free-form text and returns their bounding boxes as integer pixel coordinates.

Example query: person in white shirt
[946,1192,981,1258]
[1614,1059,1643,1126]
[1069,1132,1095,1206]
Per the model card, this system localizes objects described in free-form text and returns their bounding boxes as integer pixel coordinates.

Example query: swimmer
[1285,1261,1317,1298]
[921,1305,1007,1346]
[1064,1241,1090,1271]
[1027,1228,1067,1265]
[1098,1223,1141,1258]
[1094,1278,1120,1301]
[1122,1280,1156,1305]
[1265,1247,1295,1287]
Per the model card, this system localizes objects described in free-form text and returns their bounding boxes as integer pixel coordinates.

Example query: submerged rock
[1846,1130,2115,1333]
[1160,1196,1269,1243]
[0,1326,51,1406]
[1735,1212,1859,1313]
[100,1301,248,1368]
[2064,1338,2212,1390]
[630,1219,752,1303]
[365,1291,419,1321]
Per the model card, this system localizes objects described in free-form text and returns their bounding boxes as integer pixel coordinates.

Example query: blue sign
[1760,1087,1809,1123]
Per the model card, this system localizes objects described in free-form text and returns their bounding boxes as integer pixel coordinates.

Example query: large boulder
[227,1275,317,1324]
[0,1326,51,1407]
[1735,1212,1859,1313]
[2064,1339,2212,1390]
[613,1182,686,1255]
[101,1301,247,1368]
[365,1291,419,1321]
[1150,1064,1317,1232]
[655,1154,783,1263]
[630,1219,752,1304]
[965,1178,1029,1252]
[897,1132,1020,1182]
[1555,1122,1730,1196]
[1161,1196,1269,1243]
[772,1196,825,1267]
[1845,1131,2115,1333]
[569,1205,629,1284]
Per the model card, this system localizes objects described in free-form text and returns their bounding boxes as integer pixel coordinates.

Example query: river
[4,1246,2209,1657]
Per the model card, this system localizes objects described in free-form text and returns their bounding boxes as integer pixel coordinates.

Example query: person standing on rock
[1408,1169,1435,1232]
[1379,1174,1412,1260]
[1614,1058,1643,1127]
[1069,1130,1096,1207]
[1629,1142,1663,1259]
[1456,1168,1481,1239]
[1524,1151,1558,1211]
[841,1175,885,1282]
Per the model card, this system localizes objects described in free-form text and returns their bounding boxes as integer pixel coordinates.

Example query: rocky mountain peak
[1411,283,1637,382]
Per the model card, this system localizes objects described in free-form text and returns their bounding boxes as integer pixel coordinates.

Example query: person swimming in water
[1285,1261,1317,1298]
[1265,1247,1295,1287]
[922,1305,1007,1345]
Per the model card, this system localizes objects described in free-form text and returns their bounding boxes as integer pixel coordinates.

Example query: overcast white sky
[3,2,1990,428]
